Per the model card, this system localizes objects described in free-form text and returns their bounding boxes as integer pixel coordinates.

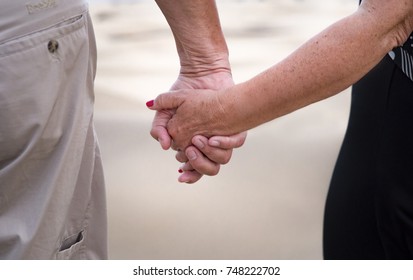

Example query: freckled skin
[151,0,413,151]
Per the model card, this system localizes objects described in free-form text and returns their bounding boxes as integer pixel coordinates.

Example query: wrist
[178,51,231,77]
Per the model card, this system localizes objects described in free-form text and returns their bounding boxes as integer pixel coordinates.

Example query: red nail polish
[146,100,154,107]
[178,169,183,173]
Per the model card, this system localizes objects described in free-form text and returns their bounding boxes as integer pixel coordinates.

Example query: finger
[176,153,206,184]
[185,146,220,176]
[179,161,193,173]
[192,135,232,165]
[150,126,172,150]
[176,151,195,175]
[208,131,248,149]
[150,110,174,150]
[146,91,185,111]
[175,150,188,163]
[171,137,192,152]
[178,170,204,184]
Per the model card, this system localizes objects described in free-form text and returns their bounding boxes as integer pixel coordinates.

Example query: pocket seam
[0,13,85,58]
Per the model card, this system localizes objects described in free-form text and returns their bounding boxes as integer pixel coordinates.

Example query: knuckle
[235,135,247,147]
[149,129,158,140]
[175,151,187,163]
[166,121,179,139]
[207,165,220,176]
[183,172,202,184]
[216,150,232,165]
[191,175,203,183]
[237,137,246,147]
[221,153,232,165]
[171,141,179,151]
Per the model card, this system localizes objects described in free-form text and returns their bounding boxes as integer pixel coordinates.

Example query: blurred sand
[90,0,356,259]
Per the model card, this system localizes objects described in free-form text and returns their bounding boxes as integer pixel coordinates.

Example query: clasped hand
[148,73,246,184]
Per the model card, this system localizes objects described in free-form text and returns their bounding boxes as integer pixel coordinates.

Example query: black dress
[323,11,413,259]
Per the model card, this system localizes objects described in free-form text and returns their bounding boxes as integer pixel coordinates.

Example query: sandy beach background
[90,0,357,259]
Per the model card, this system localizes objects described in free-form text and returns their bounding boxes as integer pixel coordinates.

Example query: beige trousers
[0,1,107,259]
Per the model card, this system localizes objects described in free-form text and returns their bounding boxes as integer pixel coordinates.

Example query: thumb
[146,92,184,111]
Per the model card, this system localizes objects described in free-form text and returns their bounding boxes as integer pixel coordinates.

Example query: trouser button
[48,40,59,53]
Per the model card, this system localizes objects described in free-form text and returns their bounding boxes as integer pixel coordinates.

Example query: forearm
[220,0,413,133]
[155,0,230,75]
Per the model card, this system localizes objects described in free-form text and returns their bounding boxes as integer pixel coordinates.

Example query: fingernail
[194,138,205,149]
[210,140,220,147]
[178,169,183,173]
[187,150,197,161]
[146,100,154,107]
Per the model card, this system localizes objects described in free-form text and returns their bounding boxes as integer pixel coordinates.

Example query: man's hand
[152,0,248,183]
[175,133,247,183]
[149,72,247,183]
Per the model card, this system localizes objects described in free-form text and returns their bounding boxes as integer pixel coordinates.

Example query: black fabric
[389,36,413,82]
[323,55,413,259]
